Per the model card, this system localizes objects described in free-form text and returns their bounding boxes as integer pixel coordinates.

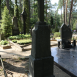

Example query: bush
[12,40,17,43]
[1,6,12,38]
[8,36,17,40]
[8,34,31,40]
[0,40,9,45]
[17,39,32,44]
[53,32,60,38]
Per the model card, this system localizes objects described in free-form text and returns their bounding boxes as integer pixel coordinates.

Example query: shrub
[53,32,60,38]
[8,34,31,40]
[8,36,17,40]
[12,40,17,43]
[17,39,32,44]
[1,6,12,38]
[0,40,9,45]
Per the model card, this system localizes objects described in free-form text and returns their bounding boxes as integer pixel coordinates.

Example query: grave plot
[0,40,11,49]
[51,47,77,76]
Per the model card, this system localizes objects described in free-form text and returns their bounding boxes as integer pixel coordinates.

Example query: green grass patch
[12,39,32,44]
[53,32,60,38]
[8,34,31,40]
[55,37,61,40]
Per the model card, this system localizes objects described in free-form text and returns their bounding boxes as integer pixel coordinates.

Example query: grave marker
[21,8,27,34]
[29,0,54,77]
[60,23,72,48]
[12,17,19,35]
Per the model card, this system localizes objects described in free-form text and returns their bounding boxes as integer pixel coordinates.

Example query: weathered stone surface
[29,55,54,77]
[21,8,27,34]
[29,0,54,77]
[31,22,51,58]
[29,22,54,77]
[12,17,19,35]
[60,23,72,48]
[12,28,19,35]
[12,17,18,29]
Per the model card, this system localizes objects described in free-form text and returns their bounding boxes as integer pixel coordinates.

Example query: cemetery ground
[0,40,73,77]
[0,34,77,77]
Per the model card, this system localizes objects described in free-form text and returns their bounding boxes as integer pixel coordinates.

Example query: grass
[55,37,61,40]
[12,39,32,44]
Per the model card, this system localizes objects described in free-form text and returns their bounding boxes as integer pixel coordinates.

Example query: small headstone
[21,8,27,34]
[60,23,72,48]
[12,17,18,29]
[12,17,19,35]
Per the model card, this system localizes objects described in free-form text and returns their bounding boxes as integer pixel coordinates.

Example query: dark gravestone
[61,23,72,48]
[29,0,54,77]
[29,22,54,77]
[12,17,19,35]
[21,8,27,34]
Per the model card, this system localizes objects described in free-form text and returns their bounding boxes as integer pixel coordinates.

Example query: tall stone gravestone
[12,17,19,35]
[61,23,72,48]
[29,0,54,77]
[21,8,27,34]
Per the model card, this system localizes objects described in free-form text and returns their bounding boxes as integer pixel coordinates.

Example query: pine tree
[1,6,12,38]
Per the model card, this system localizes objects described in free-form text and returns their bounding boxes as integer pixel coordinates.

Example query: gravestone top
[12,17,18,29]
[60,23,72,48]
[61,23,72,41]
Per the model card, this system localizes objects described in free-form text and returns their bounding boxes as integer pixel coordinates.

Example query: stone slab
[51,47,77,76]
[29,55,54,77]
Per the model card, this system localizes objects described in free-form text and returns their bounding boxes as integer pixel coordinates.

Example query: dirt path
[0,58,29,77]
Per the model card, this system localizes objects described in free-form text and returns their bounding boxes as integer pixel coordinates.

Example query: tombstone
[29,0,54,77]
[21,8,27,34]
[12,17,19,35]
[60,23,72,48]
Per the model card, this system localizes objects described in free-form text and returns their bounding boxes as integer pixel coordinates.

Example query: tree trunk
[69,0,73,28]
[0,0,1,20]
[6,0,10,13]
[63,0,65,24]
[0,0,1,27]
[46,0,47,18]
[65,0,68,25]
[19,0,22,11]
[61,6,62,23]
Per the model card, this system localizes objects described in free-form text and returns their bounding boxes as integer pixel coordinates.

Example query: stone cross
[29,0,54,77]
[38,0,44,22]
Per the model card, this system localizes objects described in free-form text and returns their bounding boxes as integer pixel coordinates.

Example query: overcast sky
[51,0,59,4]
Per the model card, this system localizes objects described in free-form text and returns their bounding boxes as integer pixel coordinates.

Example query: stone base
[28,74,55,77]
[12,28,19,36]
[29,55,55,77]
